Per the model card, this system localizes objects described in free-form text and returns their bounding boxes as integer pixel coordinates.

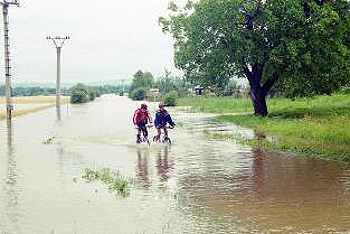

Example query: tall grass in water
[82,168,132,198]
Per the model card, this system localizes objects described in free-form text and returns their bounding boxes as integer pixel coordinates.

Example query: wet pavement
[1,95,350,234]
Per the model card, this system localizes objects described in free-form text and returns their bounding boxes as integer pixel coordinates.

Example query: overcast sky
[0,0,185,84]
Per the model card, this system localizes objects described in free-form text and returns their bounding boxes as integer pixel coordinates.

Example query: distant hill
[84,79,132,87]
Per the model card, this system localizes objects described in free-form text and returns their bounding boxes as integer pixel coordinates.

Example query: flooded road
[1,95,350,234]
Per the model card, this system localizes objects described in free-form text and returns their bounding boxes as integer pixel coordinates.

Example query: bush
[130,87,148,100]
[339,84,350,94]
[71,84,91,104]
[89,91,96,101]
[162,91,179,106]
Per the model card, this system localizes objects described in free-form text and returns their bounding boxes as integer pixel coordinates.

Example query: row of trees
[0,85,56,96]
[128,69,192,105]
[159,0,350,116]
[0,84,127,98]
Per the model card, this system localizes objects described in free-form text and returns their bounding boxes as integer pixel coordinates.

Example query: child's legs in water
[156,126,168,139]
[156,128,162,138]
[163,127,168,138]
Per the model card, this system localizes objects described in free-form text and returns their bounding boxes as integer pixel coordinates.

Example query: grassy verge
[82,168,132,197]
[179,94,350,161]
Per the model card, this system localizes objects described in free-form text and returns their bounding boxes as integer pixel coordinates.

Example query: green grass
[82,168,132,197]
[180,94,350,161]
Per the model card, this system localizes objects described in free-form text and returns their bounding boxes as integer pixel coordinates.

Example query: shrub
[162,91,178,106]
[89,91,96,101]
[71,84,90,104]
[130,87,148,100]
[339,84,350,94]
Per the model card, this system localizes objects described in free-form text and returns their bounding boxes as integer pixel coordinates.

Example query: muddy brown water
[1,95,350,234]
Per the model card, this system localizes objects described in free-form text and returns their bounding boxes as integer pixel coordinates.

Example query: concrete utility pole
[46,36,70,107]
[1,0,19,120]
[121,79,125,95]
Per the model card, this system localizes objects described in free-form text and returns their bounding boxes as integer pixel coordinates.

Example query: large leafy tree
[130,70,155,92]
[156,69,191,96]
[160,0,350,116]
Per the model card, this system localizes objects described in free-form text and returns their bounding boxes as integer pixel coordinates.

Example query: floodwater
[1,95,350,234]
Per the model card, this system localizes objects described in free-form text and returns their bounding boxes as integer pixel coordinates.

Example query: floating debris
[43,136,55,144]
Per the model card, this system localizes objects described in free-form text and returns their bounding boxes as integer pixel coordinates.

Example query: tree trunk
[250,83,268,116]
[242,61,282,117]
[243,63,269,117]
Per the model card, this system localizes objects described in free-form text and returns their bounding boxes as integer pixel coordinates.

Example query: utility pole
[121,79,125,96]
[46,36,69,107]
[1,0,19,120]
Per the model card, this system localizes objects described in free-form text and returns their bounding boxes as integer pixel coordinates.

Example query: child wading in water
[153,103,175,142]
[133,103,153,143]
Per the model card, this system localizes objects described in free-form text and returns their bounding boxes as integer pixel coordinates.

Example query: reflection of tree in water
[251,131,267,196]
[250,140,348,202]
[252,147,267,196]
[3,119,21,234]
[135,150,151,189]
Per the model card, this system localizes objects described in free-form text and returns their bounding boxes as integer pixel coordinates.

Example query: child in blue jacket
[153,103,175,141]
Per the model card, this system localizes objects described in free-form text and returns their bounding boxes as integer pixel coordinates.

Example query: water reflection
[56,105,61,122]
[252,147,266,196]
[57,142,66,183]
[156,146,173,182]
[4,119,21,234]
[6,118,13,151]
[135,150,150,189]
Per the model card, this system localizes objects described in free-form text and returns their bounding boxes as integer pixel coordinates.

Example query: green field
[179,94,350,161]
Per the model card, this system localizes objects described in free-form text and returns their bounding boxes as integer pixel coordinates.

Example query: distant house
[149,88,160,96]
[148,88,160,101]
[194,85,203,95]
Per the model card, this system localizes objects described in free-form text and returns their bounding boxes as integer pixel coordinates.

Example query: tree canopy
[130,70,155,92]
[155,69,191,97]
[160,0,350,116]
[129,70,155,100]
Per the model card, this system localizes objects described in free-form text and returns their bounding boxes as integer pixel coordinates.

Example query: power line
[1,0,19,120]
[46,36,70,108]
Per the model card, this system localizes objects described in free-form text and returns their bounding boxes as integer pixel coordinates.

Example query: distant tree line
[128,69,192,106]
[0,84,128,98]
[0,85,56,96]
